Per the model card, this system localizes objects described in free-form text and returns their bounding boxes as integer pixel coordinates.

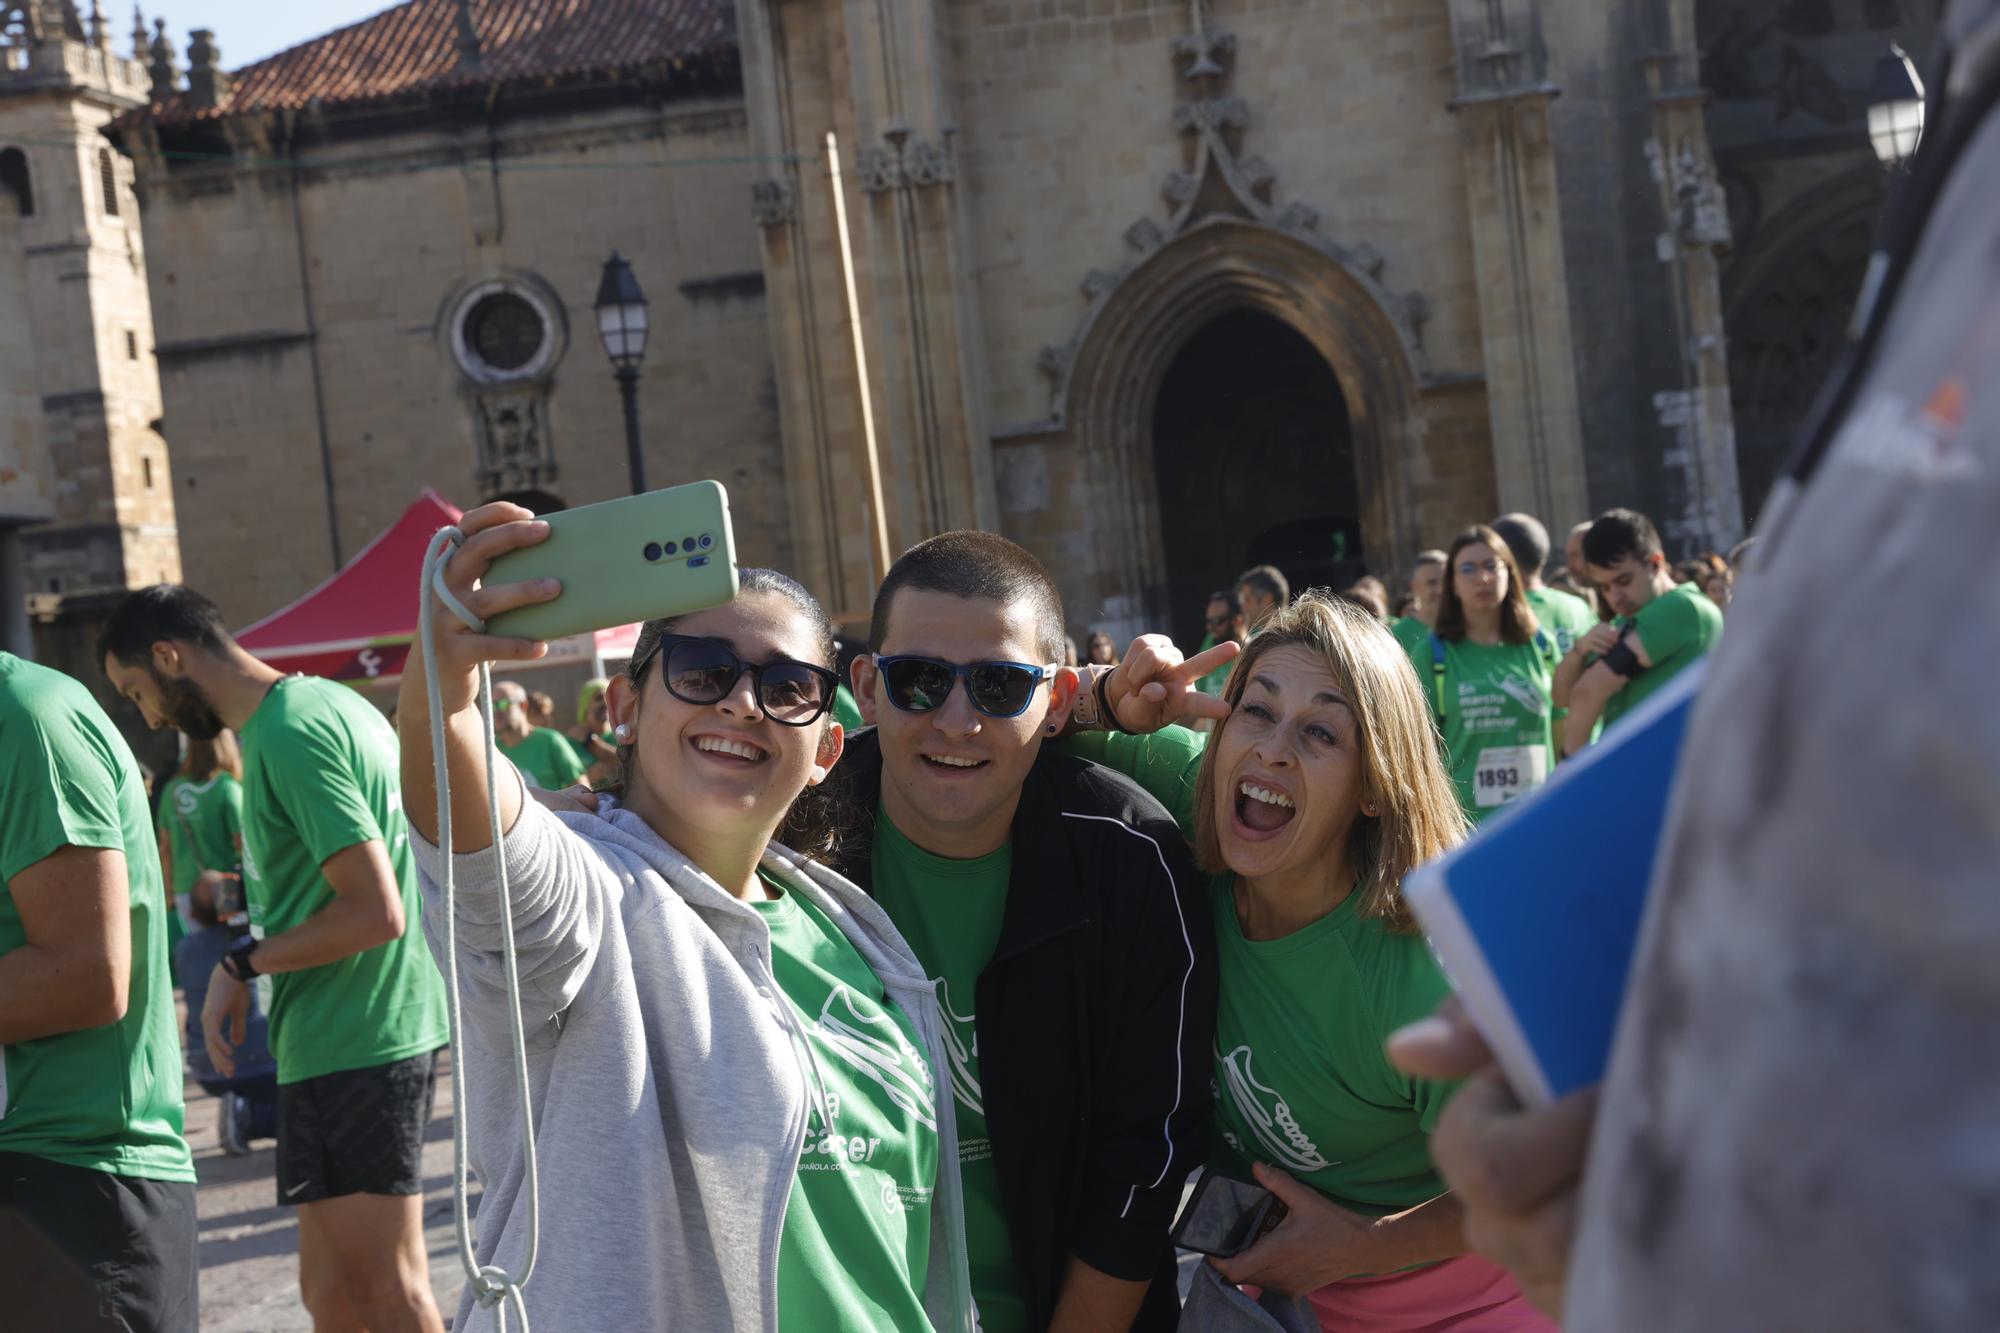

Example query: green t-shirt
[499,726,590,790]
[1407,634,1558,822]
[1602,582,1724,732]
[240,676,447,1084]
[832,682,866,732]
[156,771,244,894]
[1209,878,1455,1228]
[1526,586,1595,657]
[0,654,193,1182]
[1390,616,1432,661]
[754,874,939,1333]
[1194,634,1237,697]
[868,812,1025,1332]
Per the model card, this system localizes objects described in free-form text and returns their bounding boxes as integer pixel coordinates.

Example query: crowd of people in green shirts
[0,502,1725,1333]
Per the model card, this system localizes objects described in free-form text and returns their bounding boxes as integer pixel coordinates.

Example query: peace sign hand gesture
[1102,634,1240,735]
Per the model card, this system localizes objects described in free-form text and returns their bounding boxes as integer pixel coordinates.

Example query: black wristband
[1095,664,1133,735]
[220,935,260,982]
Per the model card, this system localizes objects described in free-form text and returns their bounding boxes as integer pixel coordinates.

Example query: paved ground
[188,1049,470,1330]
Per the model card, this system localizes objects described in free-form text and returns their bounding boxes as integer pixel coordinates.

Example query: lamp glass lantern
[594,251,650,369]
[1867,45,1925,167]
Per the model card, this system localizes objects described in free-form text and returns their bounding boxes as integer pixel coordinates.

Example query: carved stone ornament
[473,386,558,496]
[1667,139,1733,248]
[904,138,955,187]
[855,144,902,194]
[1012,1,1437,429]
[751,178,796,228]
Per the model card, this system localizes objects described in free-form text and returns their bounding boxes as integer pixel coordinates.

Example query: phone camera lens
[681,536,696,552]
[643,542,662,562]
[698,534,713,550]
[663,540,678,556]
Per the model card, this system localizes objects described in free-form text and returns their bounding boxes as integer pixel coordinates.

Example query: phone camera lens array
[643,533,716,563]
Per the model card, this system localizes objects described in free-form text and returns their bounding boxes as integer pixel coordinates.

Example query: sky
[133,1,401,68]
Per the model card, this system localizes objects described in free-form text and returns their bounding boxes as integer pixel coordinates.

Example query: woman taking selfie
[398,502,971,1333]
[1073,595,1553,1330]
[1414,526,1559,823]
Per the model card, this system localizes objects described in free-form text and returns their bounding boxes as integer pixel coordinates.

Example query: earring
[1362,802,1378,817]
[614,723,634,743]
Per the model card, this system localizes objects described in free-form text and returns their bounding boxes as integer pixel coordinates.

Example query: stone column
[1448,0,1591,529]
[736,0,994,619]
[0,527,33,659]
[1640,51,1745,550]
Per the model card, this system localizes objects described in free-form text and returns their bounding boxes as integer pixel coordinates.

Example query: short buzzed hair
[1490,512,1552,578]
[871,530,1067,664]
[1582,508,1665,568]
[1235,564,1290,607]
[1411,550,1447,576]
[98,584,234,669]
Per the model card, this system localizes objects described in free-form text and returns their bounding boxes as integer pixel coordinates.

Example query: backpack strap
[1429,633,1448,730]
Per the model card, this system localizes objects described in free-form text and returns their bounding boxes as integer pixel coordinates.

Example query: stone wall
[132,96,788,628]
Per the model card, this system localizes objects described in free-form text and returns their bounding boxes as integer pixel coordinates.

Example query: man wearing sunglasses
[829,531,1218,1333]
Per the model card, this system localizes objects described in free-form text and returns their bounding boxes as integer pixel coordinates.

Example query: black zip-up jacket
[828,729,1218,1331]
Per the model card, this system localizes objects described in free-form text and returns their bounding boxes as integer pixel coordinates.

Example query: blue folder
[1405,663,1703,1105]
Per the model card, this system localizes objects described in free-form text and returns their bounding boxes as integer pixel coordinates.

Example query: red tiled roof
[143,0,736,123]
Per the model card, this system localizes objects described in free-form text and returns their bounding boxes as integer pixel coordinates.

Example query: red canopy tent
[236,490,637,683]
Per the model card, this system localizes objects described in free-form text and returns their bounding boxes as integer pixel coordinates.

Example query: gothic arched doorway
[1152,309,1359,646]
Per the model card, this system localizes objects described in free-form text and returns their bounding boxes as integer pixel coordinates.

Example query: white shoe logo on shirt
[1218,1044,1336,1174]
[816,984,937,1131]
[937,979,984,1117]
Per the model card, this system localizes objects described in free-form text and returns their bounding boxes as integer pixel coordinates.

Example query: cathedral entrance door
[1151,308,1361,648]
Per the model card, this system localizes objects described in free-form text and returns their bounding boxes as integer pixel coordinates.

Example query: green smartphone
[482,480,739,641]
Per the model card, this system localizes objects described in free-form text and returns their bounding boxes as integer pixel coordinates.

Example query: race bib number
[1473,745,1548,808]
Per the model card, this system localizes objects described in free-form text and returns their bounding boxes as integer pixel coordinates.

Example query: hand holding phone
[1170,1170,1289,1259]
[419,501,565,715]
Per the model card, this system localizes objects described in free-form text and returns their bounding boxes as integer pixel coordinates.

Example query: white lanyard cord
[420,527,541,1332]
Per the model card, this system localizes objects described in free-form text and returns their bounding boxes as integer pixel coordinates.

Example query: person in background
[100,585,450,1333]
[1543,566,1597,619]
[1235,565,1291,634]
[0,651,199,1332]
[1196,590,1248,698]
[1490,514,1595,658]
[1553,509,1724,755]
[1415,527,1559,822]
[156,730,246,986]
[1563,521,1615,622]
[177,871,277,1155]
[1340,581,1390,622]
[1086,630,1120,667]
[1062,634,1080,668]
[493,678,589,790]
[568,677,620,787]
[525,690,557,731]
[1699,560,1734,615]
[1390,551,1448,655]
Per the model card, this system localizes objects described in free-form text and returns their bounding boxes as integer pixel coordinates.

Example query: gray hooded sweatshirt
[410,775,974,1333]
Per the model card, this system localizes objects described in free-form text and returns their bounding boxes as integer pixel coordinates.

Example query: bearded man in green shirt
[101,586,449,1333]
[1556,509,1724,755]
[0,653,198,1331]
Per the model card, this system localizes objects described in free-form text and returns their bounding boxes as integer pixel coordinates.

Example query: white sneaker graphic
[937,978,983,1116]
[1217,1043,1335,1174]
[816,984,937,1130]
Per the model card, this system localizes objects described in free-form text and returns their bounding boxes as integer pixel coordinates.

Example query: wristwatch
[1070,665,1113,730]
[220,934,261,983]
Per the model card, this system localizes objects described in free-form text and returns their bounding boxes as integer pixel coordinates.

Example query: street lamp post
[594,251,652,494]
[1867,45,1925,169]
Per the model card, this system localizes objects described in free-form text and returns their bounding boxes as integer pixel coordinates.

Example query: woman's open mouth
[1234,780,1297,836]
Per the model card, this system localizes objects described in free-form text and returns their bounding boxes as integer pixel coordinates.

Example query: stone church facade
[2,0,1938,655]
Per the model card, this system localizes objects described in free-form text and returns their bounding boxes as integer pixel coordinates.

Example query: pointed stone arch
[1048,215,1436,631]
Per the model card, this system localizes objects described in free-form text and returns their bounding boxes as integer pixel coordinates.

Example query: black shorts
[276,1048,441,1206]
[0,1150,199,1332]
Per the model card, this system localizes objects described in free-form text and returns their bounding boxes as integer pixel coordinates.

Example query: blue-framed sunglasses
[871,655,1063,719]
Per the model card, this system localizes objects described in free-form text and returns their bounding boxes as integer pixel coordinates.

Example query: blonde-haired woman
[1070,593,1553,1330]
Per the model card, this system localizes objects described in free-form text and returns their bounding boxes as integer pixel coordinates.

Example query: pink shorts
[1295,1254,1556,1332]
